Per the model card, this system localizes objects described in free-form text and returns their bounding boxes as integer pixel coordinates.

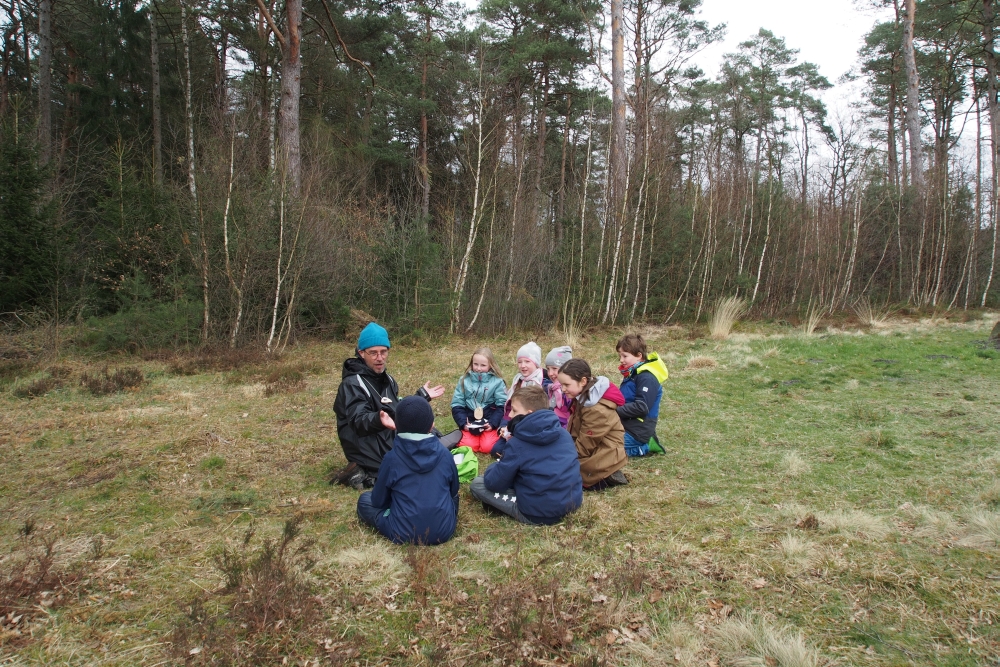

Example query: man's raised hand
[422,381,445,400]
[379,410,396,430]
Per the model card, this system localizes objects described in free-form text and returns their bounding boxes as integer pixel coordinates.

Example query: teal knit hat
[357,322,391,351]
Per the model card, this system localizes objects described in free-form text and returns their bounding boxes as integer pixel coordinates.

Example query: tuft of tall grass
[801,303,823,336]
[780,451,811,477]
[853,297,891,328]
[686,354,718,370]
[714,613,820,667]
[710,296,748,340]
[957,511,1000,548]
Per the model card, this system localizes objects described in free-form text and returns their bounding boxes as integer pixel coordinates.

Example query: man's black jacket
[334,356,429,475]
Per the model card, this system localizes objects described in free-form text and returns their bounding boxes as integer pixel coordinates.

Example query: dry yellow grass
[686,354,718,370]
[709,296,748,340]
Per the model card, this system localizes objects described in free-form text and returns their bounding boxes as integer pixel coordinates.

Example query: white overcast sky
[690,0,895,115]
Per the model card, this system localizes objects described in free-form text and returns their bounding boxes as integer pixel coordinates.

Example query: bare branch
[254,0,286,49]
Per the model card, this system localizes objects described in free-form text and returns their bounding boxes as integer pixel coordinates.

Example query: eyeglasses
[362,348,389,359]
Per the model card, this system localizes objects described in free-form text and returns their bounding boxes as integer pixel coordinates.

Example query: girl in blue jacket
[451,347,508,453]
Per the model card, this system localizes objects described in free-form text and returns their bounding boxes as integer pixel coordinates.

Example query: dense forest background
[1,0,998,349]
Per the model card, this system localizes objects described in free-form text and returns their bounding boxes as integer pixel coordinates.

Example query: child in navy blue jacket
[469,386,582,525]
[615,333,668,457]
[357,396,459,545]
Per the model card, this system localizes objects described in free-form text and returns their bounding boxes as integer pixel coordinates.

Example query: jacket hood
[580,376,625,408]
[392,433,443,474]
[342,355,382,380]
[510,409,565,446]
[636,352,669,384]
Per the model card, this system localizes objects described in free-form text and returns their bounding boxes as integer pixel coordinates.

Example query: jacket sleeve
[484,404,503,429]
[616,397,649,420]
[491,379,509,408]
[341,378,386,436]
[452,405,471,428]
[450,380,465,409]
[449,457,460,516]
[483,445,519,492]
[617,373,659,420]
[369,451,394,508]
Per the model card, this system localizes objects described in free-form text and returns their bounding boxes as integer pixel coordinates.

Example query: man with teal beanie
[333,322,445,489]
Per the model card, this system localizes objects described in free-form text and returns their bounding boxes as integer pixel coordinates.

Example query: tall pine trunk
[984,0,1000,306]
[902,0,922,190]
[279,0,302,196]
[37,0,51,164]
[150,2,163,185]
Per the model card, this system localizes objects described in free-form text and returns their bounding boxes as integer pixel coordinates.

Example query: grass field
[1,313,999,666]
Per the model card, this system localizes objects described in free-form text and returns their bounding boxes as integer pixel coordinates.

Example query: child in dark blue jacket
[469,386,582,525]
[357,396,459,545]
[615,333,668,457]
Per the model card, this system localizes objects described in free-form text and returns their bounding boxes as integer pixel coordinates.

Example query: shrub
[80,366,145,395]
[169,346,270,375]
[263,365,306,396]
[12,376,61,399]
[79,300,203,352]
[171,515,318,663]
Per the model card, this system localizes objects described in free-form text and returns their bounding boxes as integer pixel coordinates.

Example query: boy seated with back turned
[469,386,583,525]
[356,396,459,545]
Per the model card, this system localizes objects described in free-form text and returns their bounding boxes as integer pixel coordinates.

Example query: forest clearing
[1,313,998,666]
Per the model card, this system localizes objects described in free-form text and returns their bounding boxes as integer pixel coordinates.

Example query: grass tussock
[849,401,885,425]
[714,613,820,667]
[862,428,896,450]
[904,505,957,540]
[780,451,810,477]
[816,509,892,540]
[329,542,409,592]
[956,511,1000,548]
[779,534,818,567]
[710,296,748,340]
[80,366,145,395]
[686,354,718,370]
[801,304,823,336]
[980,480,1000,510]
[853,297,891,328]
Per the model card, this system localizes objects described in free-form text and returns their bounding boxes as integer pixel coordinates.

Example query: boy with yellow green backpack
[615,333,669,457]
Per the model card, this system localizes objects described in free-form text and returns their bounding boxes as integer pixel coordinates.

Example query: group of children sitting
[355,334,668,545]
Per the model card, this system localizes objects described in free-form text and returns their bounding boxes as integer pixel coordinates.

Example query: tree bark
[279,0,302,196]
[610,0,627,226]
[983,0,1000,306]
[181,1,208,342]
[150,2,163,185]
[37,0,51,164]
[419,8,430,223]
[902,0,923,190]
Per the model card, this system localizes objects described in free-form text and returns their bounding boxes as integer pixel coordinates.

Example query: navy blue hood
[392,434,441,474]
[510,409,565,446]
[483,408,582,524]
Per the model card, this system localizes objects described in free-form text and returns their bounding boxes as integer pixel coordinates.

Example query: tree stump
[991,321,1000,348]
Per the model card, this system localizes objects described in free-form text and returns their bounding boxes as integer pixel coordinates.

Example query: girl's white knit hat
[515,341,542,367]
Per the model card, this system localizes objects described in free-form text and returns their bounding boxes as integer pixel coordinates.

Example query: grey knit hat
[544,345,573,368]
